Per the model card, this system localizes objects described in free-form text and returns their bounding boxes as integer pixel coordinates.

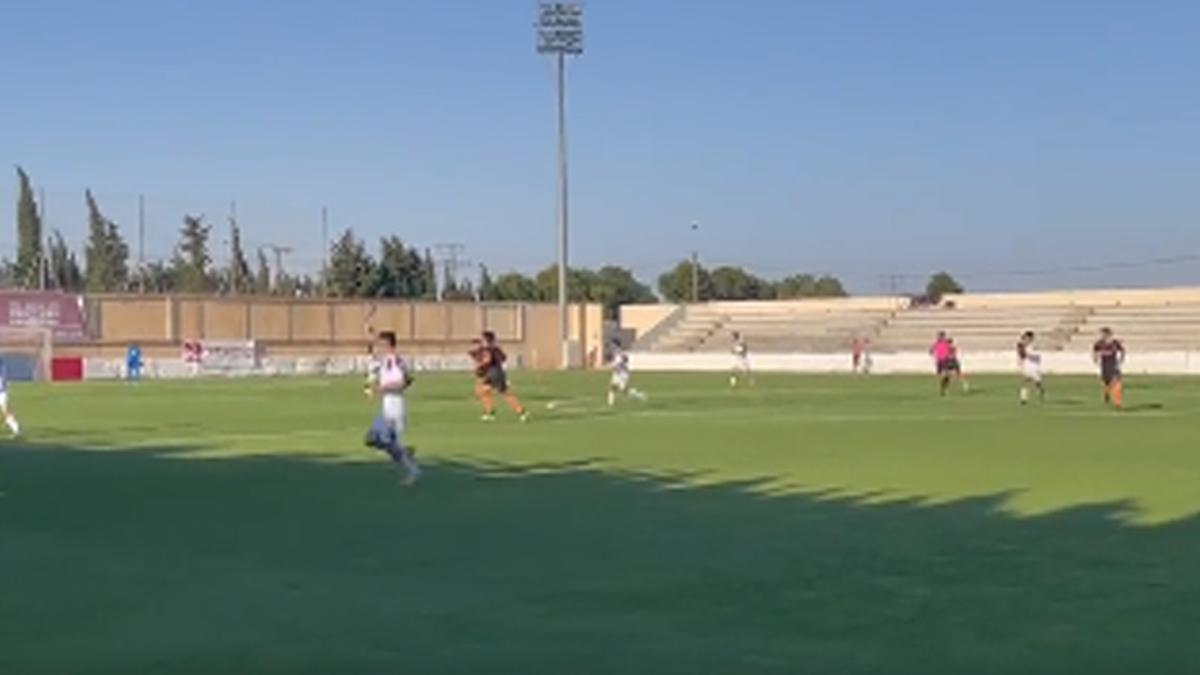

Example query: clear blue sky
[3,0,1199,293]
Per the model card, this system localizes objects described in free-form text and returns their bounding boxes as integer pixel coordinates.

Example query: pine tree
[374,236,419,297]
[227,218,252,294]
[173,215,213,293]
[133,261,176,293]
[106,220,130,290]
[421,249,438,300]
[408,248,431,298]
[254,249,272,294]
[84,190,130,292]
[441,273,476,302]
[14,167,43,289]
[478,265,496,301]
[326,229,376,297]
[47,230,83,291]
[0,260,16,287]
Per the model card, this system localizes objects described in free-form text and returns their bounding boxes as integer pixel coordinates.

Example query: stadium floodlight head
[537,3,584,55]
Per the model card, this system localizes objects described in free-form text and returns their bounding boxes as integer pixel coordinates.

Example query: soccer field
[2,372,1198,673]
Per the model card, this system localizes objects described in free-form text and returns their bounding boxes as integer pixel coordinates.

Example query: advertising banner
[0,291,87,341]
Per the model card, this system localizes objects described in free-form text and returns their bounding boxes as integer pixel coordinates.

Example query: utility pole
[536,2,584,368]
[434,242,467,301]
[228,200,239,294]
[690,221,700,303]
[38,188,47,290]
[260,244,293,292]
[881,273,904,296]
[321,206,329,295]
[137,194,146,294]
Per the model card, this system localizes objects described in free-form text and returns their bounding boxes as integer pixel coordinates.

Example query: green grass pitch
[2,372,1198,673]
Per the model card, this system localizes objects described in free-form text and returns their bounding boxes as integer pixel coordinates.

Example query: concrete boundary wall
[630,350,1200,376]
[72,295,604,371]
[83,353,484,380]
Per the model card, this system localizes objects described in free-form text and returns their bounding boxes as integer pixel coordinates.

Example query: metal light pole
[321,206,329,295]
[537,3,583,369]
[38,188,47,290]
[137,194,146,294]
[228,200,239,294]
[690,221,700,303]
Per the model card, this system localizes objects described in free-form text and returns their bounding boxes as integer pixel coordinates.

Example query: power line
[259,244,293,291]
[321,206,329,294]
[433,242,470,300]
[137,194,146,294]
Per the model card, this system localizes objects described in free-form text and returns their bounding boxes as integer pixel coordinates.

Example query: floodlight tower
[536,2,583,369]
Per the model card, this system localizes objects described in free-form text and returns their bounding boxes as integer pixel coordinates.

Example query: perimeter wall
[60,295,604,371]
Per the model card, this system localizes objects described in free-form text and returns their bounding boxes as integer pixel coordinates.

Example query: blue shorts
[364,414,400,453]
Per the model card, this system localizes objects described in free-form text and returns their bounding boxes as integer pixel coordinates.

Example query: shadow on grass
[1,443,1197,674]
[1123,402,1167,413]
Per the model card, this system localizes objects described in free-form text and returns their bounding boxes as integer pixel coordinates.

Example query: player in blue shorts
[362,331,421,485]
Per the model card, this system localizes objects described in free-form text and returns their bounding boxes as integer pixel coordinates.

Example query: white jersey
[732,340,748,358]
[374,353,409,426]
[732,340,750,372]
[612,351,630,376]
[611,350,631,389]
[1018,342,1042,380]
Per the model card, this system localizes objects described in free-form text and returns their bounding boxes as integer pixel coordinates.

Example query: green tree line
[656,260,849,301]
[7,167,965,305]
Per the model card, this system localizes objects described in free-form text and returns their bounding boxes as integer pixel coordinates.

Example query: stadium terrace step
[630,292,1200,355]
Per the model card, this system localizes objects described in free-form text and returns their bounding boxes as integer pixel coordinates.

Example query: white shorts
[610,371,630,390]
[0,392,8,409]
[1022,361,1043,382]
[381,395,407,436]
[733,356,751,372]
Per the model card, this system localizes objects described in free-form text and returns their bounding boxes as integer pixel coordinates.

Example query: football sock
[5,415,18,435]
[506,395,526,415]
[400,448,420,476]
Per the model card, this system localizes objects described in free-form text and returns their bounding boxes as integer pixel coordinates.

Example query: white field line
[600,408,1179,423]
[65,398,1183,450]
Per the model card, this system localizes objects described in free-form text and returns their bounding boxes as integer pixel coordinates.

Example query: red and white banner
[0,291,87,341]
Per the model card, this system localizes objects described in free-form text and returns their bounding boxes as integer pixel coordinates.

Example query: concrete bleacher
[1066,303,1200,350]
[629,287,1200,367]
[641,299,903,353]
[871,305,1089,352]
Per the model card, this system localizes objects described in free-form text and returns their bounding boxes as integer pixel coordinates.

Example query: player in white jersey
[730,332,752,388]
[1017,330,1046,405]
[0,359,20,437]
[607,341,647,406]
[363,331,421,485]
